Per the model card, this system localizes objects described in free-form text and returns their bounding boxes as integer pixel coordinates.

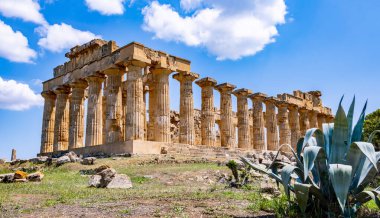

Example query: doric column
[173,72,199,145]
[121,88,127,141]
[125,65,145,140]
[318,113,326,129]
[53,85,70,151]
[85,73,105,147]
[309,109,319,128]
[215,83,236,148]
[68,80,87,149]
[143,85,149,140]
[104,68,123,143]
[249,93,267,150]
[299,107,310,136]
[147,73,155,141]
[233,88,252,149]
[40,91,56,153]
[150,68,172,142]
[264,97,279,151]
[195,77,217,146]
[288,103,301,149]
[276,100,291,146]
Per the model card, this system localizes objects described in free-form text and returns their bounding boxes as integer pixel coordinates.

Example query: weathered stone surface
[81,157,96,165]
[27,172,44,182]
[11,149,16,161]
[98,168,116,187]
[14,171,27,180]
[88,175,101,187]
[30,156,49,164]
[95,165,110,173]
[0,173,14,183]
[0,159,5,164]
[106,174,133,189]
[57,156,70,165]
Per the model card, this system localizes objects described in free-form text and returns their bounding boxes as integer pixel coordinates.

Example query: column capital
[275,100,289,108]
[173,71,199,82]
[41,90,56,99]
[103,67,125,76]
[215,83,236,93]
[69,79,88,89]
[299,106,309,113]
[85,73,106,83]
[233,88,252,98]
[287,102,299,110]
[150,67,172,76]
[264,96,278,105]
[52,85,70,94]
[195,77,217,88]
[248,92,267,101]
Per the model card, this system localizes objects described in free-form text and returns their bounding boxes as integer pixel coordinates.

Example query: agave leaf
[240,156,283,184]
[347,96,355,146]
[322,123,334,159]
[368,130,380,143]
[302,128,325,150]
[329,164,352,213]
[330,100,349,164]
[267,144,303,170]
[294,182,311,213]
[351,100,367,143]
[303,146,326,181]
[346,142,378,184]
[281,164,303,198]
[354,191,380,208]
[355,152,380,192]
[296,138,305,160]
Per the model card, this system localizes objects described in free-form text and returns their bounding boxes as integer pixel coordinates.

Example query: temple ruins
[39,39,333,157]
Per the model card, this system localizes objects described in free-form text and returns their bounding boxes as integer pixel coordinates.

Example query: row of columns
[41,69,333,154]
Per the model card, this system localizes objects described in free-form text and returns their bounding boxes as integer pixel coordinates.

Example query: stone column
[150,68,172,142]
[147,73,155,141]
[326,115,335,124]
[264,97,279,151]
[85,74,105,147]
[121,88,127,141]
[309,109,319,128]
[68,80,87,149]
[276,101,291,146]
[215,83,236,148]
[288,103,301,149]
[143,85,149,140]
[249,93,267,151]
[104,68,124,143]
[195,77,217,146]
[318,113,326,129]
[233,88,252,149]
[299,107,310,136]
[125,65,145,140]
[11,149,16,161]
[173,72,199,145]
[53,85,70,151]
[40,91,56,153]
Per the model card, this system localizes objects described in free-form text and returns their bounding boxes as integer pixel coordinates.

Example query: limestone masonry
[39,39,333,157]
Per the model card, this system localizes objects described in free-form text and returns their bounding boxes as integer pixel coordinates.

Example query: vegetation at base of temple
[364,108,380,150]
[237,97,380,217]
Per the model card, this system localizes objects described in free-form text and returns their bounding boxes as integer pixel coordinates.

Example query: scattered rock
[30,156,48,164]
[98,168,116,188]
[143,175,154,179]
[0,159,6,164]
[0,173,14,183]
[261,159,272,167]
[66,151,81,162]
[14,179,27,183]
[57,156,70,165]
[260,182,277,194]
[81,157,96,165]
[106,174,133,189]
[88,175,101,187]
[95,165,110,173]
[27,172,44,182]
[160,147,168,154]
[14,170,27,180]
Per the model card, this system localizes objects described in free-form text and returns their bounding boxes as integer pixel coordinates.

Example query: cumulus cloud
[0,0,47,25]
[85,0,126,15]
[0,20,37,63]
[0,77,43,111]
[142,0,287,60]
[37,23,101,52]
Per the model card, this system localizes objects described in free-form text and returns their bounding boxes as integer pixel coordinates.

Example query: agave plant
[241,97,380,217]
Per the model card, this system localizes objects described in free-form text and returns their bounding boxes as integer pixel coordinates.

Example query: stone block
[106,174,133,189]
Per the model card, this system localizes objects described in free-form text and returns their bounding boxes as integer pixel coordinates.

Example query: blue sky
[0,0,379,159]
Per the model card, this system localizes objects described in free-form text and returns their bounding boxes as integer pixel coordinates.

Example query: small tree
[364,109,380,150]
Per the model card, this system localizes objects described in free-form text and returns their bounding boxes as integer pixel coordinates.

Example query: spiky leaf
[347,96,355,146]
[322,123,334,158]
[368,130,380,144]
[302,128,325,151]
[294,182,311,213]
[281,164,303,198]
[329,164,352,212]
[330,100,349,164]
[351,100,367,143]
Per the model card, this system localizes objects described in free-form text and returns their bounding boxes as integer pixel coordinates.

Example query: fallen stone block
[98,168,116,188]
[95,165,110,173]
[106,174,133,189]
[30,156,49,164]
[0,173,14,183]
[56,156,71,165]
[27,172,44,182]
[88,175,101,187]
[81,157,96,165]
[14,170,27,180]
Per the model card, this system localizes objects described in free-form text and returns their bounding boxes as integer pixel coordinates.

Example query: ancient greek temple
[39,39,334,157]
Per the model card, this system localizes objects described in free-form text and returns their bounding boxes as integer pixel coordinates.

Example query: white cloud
[0,20,37,63]
[0,77,43,111]
[37,23,101,52]
[85,0,126,15]
[142,0,287,60]
[0,0,47,25]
